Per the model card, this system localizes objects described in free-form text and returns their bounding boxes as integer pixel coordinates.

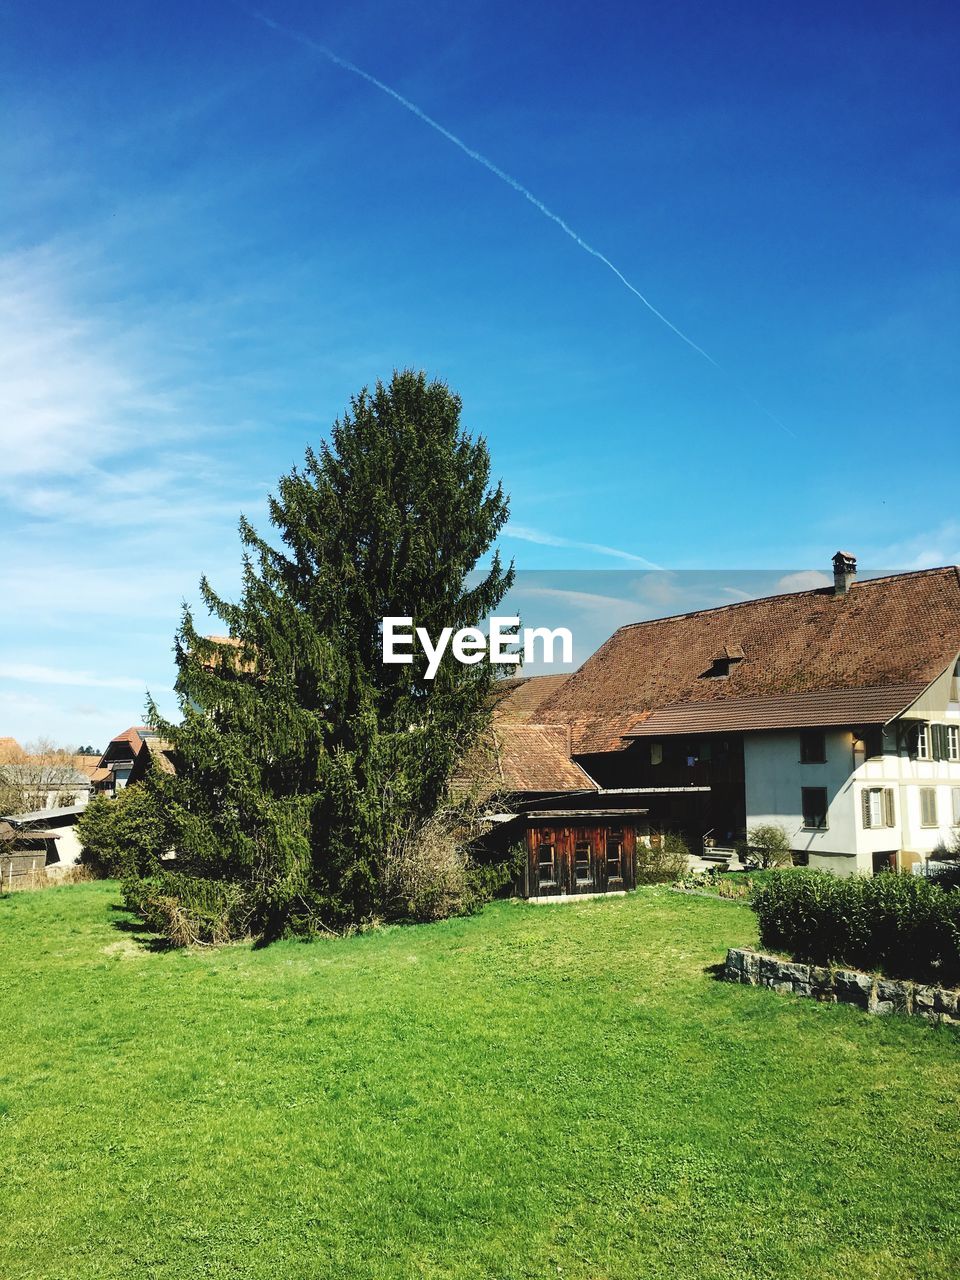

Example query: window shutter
[861,790,872,829]
[884,788,895,828]
[931,724,946,761]
[921,788,938,826]
[904,723,919,760]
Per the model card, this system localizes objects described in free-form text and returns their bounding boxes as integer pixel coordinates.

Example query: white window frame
[862,787,895,830]
[917,724,931,760]
[947,725,959,762]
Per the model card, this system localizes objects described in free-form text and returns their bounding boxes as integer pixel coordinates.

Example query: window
[920,788,938,827]
[606,829,623,882]
[800,731,826,763]
[861,787,895,829]
[650,743,663,766]
[917,724,931,760]
[537,842,557,886]
[801,787,828,830]
[947,726,959,762]
[574,839,593,886]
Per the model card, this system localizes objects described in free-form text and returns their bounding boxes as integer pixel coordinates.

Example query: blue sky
[1,0,958,749]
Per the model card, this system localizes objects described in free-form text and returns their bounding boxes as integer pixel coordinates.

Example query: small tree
[141,370,513,940]
[637,831,691,883]
[745,822,793,868]
[77,784,174,879]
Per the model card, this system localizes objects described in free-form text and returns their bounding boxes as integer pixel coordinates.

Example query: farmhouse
[512,554,960,880]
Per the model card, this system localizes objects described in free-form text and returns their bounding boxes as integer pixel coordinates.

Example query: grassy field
[1,883,958,1280]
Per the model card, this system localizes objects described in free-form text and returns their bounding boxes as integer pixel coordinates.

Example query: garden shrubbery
[77,785,173,878]
[636,832,691,884]
[751,869,960,985]
[123,871,254,946]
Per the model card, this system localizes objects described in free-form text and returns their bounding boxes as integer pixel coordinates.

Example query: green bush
[750,869,960,985]
[743,822,793,868]
[465,842,525,911]
[123,871,253,946]
[77,785,173,878]
[637,832,691,884]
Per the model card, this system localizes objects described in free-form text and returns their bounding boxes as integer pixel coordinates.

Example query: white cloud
[505,523,661,568]
[0,244,175,483]
[0,664,156,692]
[857,524,960,572]
[775,570,832,592]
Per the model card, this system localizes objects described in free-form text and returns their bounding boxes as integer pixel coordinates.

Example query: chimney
[833,550,857,595]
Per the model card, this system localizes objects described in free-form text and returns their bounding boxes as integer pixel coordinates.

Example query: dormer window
[702,642,745,680]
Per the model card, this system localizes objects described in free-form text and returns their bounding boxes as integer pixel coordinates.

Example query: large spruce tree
[146,371,512,936]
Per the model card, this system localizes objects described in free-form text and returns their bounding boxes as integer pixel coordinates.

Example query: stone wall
[725,947,959,1024]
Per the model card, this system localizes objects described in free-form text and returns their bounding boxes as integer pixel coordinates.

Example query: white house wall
[743,730,863,872]
[744,721,960,875]
[48,825,82,869]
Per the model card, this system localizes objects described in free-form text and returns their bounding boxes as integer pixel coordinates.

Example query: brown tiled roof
[70,755,101,779]
[497,724,599,793]
[145,738,177,775]
[453,722,598,801]
[536,566,960,753]
[100,727,150,762]
[491,673,574,723]
[624,685,929,737]
[200,635,257,675]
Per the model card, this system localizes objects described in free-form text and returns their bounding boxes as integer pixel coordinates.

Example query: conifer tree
[146,370,512,936]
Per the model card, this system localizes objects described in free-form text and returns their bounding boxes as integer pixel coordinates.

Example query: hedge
[750,869,960,985]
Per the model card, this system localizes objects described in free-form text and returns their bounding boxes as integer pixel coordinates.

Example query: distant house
[127,734,177,785]
[0,763,93,813]
[0,819,49,889]
[0,745,97,878]
[529,554,960,878]
[0,807,88,877]
[91,726,149,793]
[92,726,174,794]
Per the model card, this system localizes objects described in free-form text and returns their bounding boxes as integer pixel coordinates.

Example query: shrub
[466,841,525,911]
[750,868,960,985]
[379,812,471,922]
[743,822,793,868]
[123,872,253,946]
[637,832,690,884]
[77,785,172,878]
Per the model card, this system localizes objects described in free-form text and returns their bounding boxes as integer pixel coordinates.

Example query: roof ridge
[608,564,960,634]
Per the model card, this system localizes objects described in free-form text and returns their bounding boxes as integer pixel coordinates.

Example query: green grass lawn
[2,883,958,1280]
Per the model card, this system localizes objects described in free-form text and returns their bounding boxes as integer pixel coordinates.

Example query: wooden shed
[522,807,648,898]
[0,821,52,891]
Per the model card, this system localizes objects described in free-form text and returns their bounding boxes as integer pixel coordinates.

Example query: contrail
[241,6,794,437]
